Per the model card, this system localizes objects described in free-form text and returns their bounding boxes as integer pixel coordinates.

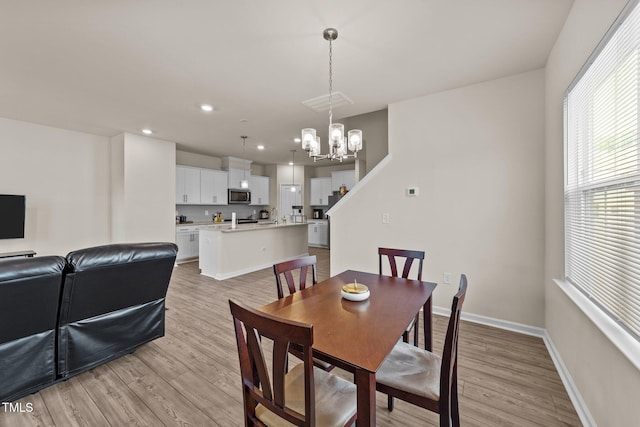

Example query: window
[565,0,640,342]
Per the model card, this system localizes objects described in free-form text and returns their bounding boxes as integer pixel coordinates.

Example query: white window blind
[565,0,640,342]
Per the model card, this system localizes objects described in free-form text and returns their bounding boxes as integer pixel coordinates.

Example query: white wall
[111,133,176,244]
[544,1,640,426]
[0,117,111,255]
[330,69,546,326]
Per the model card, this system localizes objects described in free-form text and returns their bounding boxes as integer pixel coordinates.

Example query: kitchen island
[199,222,308,280]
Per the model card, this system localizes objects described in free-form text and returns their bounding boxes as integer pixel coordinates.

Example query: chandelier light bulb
[301,128,316,151]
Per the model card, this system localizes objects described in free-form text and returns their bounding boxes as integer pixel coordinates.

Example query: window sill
[553,279,640,371]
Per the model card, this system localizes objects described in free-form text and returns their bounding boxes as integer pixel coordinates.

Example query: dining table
[258,269,437,426]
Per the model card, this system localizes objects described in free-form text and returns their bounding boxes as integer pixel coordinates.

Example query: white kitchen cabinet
[176,226,199,262]
[176,166,201,204]
[249,175,270,205]
[307,220,328,247]
[317,221,328,246]
[201,169,228,205]
[331,170,355,192]
[228,167,250,189]
[309,177,332,206]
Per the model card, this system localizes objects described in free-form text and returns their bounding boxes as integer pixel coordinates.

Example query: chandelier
[301,28,362,162]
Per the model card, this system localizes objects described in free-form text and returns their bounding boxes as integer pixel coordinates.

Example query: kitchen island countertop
[200,222,307,233]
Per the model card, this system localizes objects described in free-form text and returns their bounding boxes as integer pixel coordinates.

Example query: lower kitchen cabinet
[176,226,199,262]
[308,220,328,247]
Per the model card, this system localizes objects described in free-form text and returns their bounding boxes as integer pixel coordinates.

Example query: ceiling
[0,0,573,166]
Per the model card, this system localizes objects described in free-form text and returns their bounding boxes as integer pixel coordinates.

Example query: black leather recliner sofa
[58,243,177,378]
[0,256,66,402]
[0,242,177,402]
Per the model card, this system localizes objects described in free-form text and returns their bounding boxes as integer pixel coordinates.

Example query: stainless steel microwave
[228,189,251,204]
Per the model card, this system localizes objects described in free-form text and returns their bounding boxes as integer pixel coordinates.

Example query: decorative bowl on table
[341,281,370,301]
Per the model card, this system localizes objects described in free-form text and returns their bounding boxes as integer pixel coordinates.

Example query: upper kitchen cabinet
[310,177,332,206]
[227,168,249,189]
[221,156,253,190]
[249,175,270,206]
[201,169,228,205]
[331,170,355,192]
[176,166,201,204]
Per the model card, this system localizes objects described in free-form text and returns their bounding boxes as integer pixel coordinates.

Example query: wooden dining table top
[258,269,437,373]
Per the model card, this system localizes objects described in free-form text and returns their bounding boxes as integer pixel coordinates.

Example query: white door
[280,184,301,222]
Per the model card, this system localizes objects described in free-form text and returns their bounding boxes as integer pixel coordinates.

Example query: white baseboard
[434,306,593,427]
[542,332,595,427]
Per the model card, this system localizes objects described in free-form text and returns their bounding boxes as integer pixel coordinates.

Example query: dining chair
[375,274,468,427]
[229,299,358,427]
[273,255,318,299]
[273,255,334,372]
[378,247,426,347]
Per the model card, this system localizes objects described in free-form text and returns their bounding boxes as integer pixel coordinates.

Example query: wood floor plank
[76,364,164,427]
[0,393,54,427]
[38,377,110,427]
[112,356,217,426]
[168,370,243,427]
[2,247,580,426]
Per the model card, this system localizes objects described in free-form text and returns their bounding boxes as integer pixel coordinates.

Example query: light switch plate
[443,272,452,285]
[382,213,390,224]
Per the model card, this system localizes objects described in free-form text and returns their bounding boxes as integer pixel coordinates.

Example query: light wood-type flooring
[1,248,581,426]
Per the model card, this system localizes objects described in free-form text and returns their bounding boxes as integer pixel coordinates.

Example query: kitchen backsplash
[176,205,265,222]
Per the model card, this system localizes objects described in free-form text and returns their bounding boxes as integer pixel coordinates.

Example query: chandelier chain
[328,36,333,127]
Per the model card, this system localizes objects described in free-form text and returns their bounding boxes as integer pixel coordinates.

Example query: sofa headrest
[0,256,67,283]
[66,242,178,272]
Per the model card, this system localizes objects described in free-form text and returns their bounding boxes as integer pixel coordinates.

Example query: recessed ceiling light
[294,137,301,143]
[288,161,294,166]
[257,145,265,150]
[142,128,153,135]
[200,104,213,112]
[240,118,249,123]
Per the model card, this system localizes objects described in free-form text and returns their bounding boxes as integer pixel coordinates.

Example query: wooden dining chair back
[273,255,318,299]
[378,247,425,281]
[273,255,334,372]
[229,299,357,427]
[378,247,425,346]
[376,274,468,427]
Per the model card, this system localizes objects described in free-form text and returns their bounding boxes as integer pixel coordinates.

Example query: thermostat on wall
[407,187,419,197]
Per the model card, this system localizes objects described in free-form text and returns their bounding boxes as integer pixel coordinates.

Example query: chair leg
[413,313,419,347]
[387,395,394,411]
[402,330,409,343]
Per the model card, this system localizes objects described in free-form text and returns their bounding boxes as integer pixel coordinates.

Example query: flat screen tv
[0,195,26,239]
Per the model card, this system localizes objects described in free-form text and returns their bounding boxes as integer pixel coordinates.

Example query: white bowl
[341,289,370,301]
